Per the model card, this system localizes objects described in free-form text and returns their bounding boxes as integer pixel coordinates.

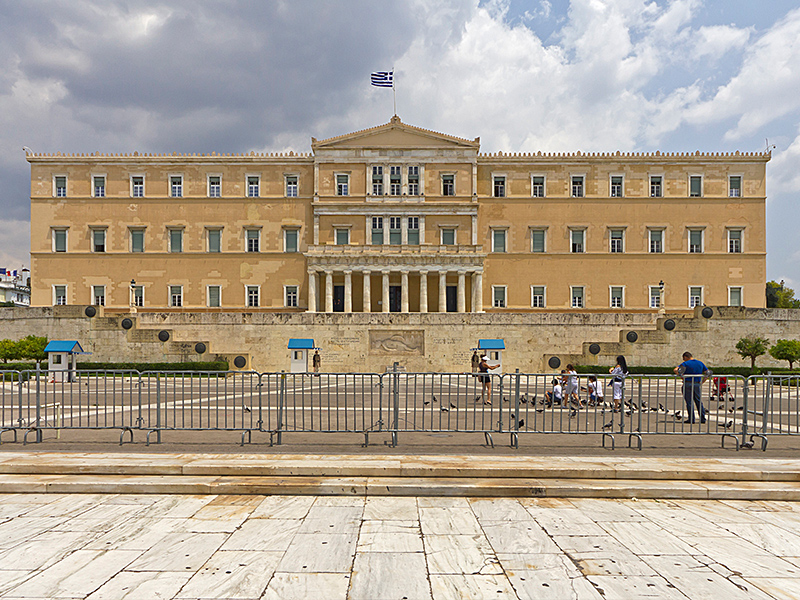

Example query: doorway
[446,285,457,312]
[333,285,344,312]
[389,286,402,312]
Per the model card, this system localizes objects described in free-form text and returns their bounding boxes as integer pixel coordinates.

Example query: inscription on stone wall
[369,330,425,355]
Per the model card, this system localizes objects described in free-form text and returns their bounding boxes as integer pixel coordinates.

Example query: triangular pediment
[312,116,480,151]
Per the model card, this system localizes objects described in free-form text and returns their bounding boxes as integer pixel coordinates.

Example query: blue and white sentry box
[44,340,91,382]
[288,339,315,373]
[477,339,505,374]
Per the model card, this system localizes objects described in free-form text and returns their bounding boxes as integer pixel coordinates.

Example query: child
[587,375,604,406]
[545,378,563,407]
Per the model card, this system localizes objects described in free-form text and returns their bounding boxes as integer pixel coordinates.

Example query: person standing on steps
[478,355,499,405]
[674,351,710,424]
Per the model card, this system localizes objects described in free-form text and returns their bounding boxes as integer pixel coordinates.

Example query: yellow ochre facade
[29,116,768,313]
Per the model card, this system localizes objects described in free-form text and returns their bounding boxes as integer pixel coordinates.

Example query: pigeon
[602,421,613,429]
[729,407,735,413]
[520,394,527,403]
[569,408,577,418]
[659,403,665,412]
[517,419,525,428]
[736,406,744,411]
[474,396,481,403]
[724,420,733,428]
[450,402,457,409]
[503,397,508,403]
[441,407,449,412]
[243,405,251,413]
[423,401,430,406]
[433,396,437,403]
[674,411,682,420]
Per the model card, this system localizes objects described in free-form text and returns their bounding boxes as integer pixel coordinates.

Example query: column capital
[343,269,353,275]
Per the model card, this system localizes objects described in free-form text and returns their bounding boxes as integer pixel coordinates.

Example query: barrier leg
[119,427,134,445]
[721,433,740,451]
[602,432,615,449]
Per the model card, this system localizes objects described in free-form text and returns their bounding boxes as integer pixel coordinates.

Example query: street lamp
[658,280,665,315]
[130,279,137,314]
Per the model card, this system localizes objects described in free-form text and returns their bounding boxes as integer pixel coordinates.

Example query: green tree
[17,335,47,362]
[736,336,770,369]
[0,339,20,363]
[766,280,800,308]
[769,339,800,369]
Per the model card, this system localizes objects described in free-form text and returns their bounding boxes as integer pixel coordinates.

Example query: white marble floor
[0,493,798,599]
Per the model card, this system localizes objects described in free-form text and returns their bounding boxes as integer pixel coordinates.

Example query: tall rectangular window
[170,176,183,198]
[571,286,584,308]
[92,285,105,306]
[441,228,455,245]
[729,287,742,307]
[372,166,384,195]
[53,229,67,253]
[531,286,545,308]
[689,229,703,253]
[649,229,663,253]
[650,176,662,198]
[285,285,298,308]
[389,166,401,195]
[389,217,401,244]
[729,176,742,198]
[371,217,384,245]
[208,176,221,198]
[571,176,584,198]
[131,176,144,198]
[207,285,221,307]
[92,229,106,253]
[493,176,506,198]
[246,286,259,307]
[247,176,260,197]
[284,229,298,253]
[570,229,585,253]
[610,286,623,308]
[93,176,106,198]
[492,286,506,308]
[335,228,349,245]
[407,217,419,244]
[531,229,545,253]
[207,229,221,253]
[492,229,506,253]
[689,286,703,308]
[336,174,349,196]
[55,176,67,197]
[170,285,182,307]
[130,229,145,253]
[246,229,260,253]
[132,285,144,307]
[649,285,661,308]
[609,229,624,253]
[532,176,545,197]
[285,175,298,197]
[169,229,183,253]
[610,176,623,198]
[689,175,702,197]
[54,285,67,306]
[728,229,742,253]
[407,166,419,195]
[442,174,454,196]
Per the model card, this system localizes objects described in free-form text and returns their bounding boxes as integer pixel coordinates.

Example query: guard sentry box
[288,338,315,373]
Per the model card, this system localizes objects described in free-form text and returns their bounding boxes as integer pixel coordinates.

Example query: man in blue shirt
[674,351,710,424]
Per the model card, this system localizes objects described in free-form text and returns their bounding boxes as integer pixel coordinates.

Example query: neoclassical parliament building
[29,116,768,313]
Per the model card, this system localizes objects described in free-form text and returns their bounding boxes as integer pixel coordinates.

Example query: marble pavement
[0,492,799,599]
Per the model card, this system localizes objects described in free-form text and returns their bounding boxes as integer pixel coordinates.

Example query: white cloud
[0,220,30,271]
[692,24,751,60]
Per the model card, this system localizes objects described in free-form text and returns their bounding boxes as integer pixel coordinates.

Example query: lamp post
[658,280,665,315]
[130,279,137,314]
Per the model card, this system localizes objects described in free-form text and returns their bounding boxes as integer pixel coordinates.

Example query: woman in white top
[565,364,581,407]
[609,355,628,411]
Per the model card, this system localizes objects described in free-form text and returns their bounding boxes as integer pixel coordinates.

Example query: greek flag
[371,71,393,88]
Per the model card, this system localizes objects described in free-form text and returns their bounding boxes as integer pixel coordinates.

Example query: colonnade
[306,268,483,313]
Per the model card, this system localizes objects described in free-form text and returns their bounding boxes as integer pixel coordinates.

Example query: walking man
[312,349,321,374]
[471,350,480,373]
[674,351,710,424]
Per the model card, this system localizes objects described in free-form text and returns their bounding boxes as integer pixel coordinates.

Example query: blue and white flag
[371,71,393,88]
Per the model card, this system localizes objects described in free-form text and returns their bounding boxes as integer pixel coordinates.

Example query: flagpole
[392,67,397,116]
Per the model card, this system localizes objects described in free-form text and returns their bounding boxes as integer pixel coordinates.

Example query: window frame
[92,285,105,307]
[571,175,585,198]
[52,228,68,253]
[688,228,704,254]
[649,175,663,198]
[285,284,299,308]
[335,228,350,246]
[530,228,546,253]
[169,174,183,198]
[388,216,402,245]
[91,228,107,253]
[407,165,420,196]
[609,174,624,198]
[335,173,349,196]
[246,175,260,198]
[728,228,743,253]
[609,228,624,253]
[53,285,67,306]
[371,165,384,196]
[169,285,183,308]
[284,228,299,253]
[168,228,184,253]
[570,286,585,309]
[53,175,67,198]
[492,174,506,198]
[246,285,260,308]
[729,175,742,198]
[131,285,144,307]
[130,228,145,253]
[130,175,145,198]
[492,285,507,308]
[371,216,384,245]
[728,286,743,307]
[570,228,585,254]
[207,285,221,308]
[441,173,455,196]
[92,174,106,198]
[648,228,664,254]
[440,227,456,246]
[285,174,299,198]
[531,174,546,198]
[207,174,222,198]
[688,174,703,198]
[389,165,401,196]
[531,285,546,308]
[610,285,624,309]
[245,228,261,253]
[407,216,420,245]
[491,228,507,253]
[649,285,662,309]
[206,228,222,253]
[689,286,703,308]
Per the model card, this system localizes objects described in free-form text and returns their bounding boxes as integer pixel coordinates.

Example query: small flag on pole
[371,71,393,88]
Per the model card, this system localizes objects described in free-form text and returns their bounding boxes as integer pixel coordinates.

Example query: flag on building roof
[371,71,393,88]
[0,268,5,275]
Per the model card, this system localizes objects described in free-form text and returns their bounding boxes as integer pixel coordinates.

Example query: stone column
[307,269,317,313]
[362,271,371,313]
[471,214,478,245]
[473,271,483,313]
[383,216,389,245]
[419,270,428,313]
[325,271,333,313]
[401,271,409,313]
[344,270,352,313]
[382,270,390,313]
[457,271,466,313]
[401,218,408,245]
[439,271,447,312]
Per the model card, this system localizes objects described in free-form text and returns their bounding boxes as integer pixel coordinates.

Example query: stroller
[710,376,734,402]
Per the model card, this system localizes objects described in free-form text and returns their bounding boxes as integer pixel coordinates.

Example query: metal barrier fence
[1,367,796,450]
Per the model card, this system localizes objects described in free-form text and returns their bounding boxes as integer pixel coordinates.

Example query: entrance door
[389,286,402,312]
[333,285,344,312]
[446,285,457,312]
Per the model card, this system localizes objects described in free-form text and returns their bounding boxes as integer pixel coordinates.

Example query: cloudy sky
[2,0,799,288]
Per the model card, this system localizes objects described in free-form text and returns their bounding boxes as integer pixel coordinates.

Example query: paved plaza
[0,491,799,599]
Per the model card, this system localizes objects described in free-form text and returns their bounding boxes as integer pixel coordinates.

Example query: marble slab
[419,507,482,536]
[550,534,634,558]
[576,555,658,577]
[0,516,64,548]
[349,552,431,600]
[137,495,216,519]
[261,573,351,600]
[424,534,501,575]
[297,506,363,535]
[84,517,186,550]
[0,530,99,571]
[717,522,800,556]
[533,508,608,537]
[495,552,581,576]
[357,520,423,553]
[585,575,690,599]
[746,577,800,600]
[0,571,37,597]
[277,533,357,573]
[467,498,531,523]
[126,532,228,572]
[429,574,517,600]
[250,495,315,519]
[175,550,282,599]
[220,518,302,552]
[598,521,697,555]
[505,569,603,600]
[481,521,561,554]
[689,536,800,577]
[363,497,419,521]
[84,570,193,600]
